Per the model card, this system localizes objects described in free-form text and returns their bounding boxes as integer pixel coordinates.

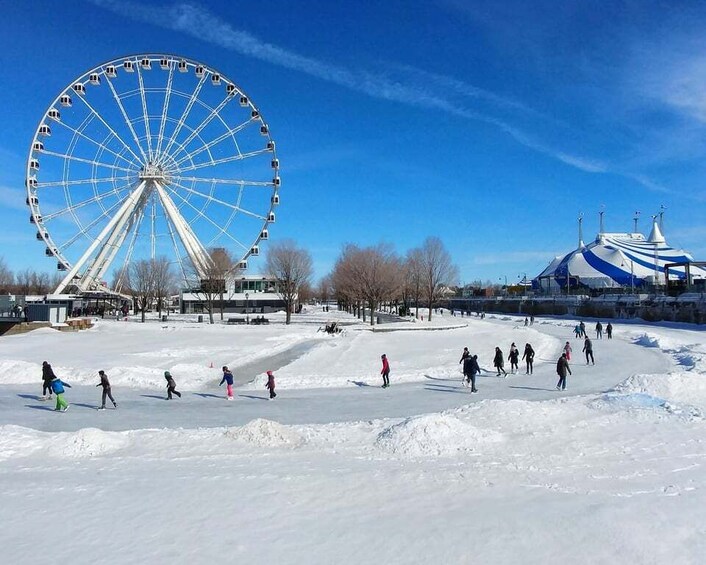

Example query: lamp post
[245,292,250,325]
[499,275,507,295]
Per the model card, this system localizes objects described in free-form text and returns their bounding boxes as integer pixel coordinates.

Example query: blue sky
[2,0,706,286]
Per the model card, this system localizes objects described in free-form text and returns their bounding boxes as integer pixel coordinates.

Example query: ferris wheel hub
[139,161,166,181]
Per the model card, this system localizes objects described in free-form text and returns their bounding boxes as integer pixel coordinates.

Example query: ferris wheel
[25,54,280,294]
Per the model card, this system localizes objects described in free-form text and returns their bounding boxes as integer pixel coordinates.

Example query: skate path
[0,316,673,432]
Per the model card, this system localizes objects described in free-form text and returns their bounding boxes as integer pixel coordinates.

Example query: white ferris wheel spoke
[168,179,267,221]
[135,64,154,161]
[150,198,157,259]
[157,73,208,167]
[113,205,147,293]
[103,72,150,164]
[170,174,273,187]
[162,210,189,283]
[167,94,232,163]
[73,89,144,164]
[171,118,256,167]
[42,184,130,221]
[37,175,134,188]
[40,149,135,173]
[52,118,141,169]
[164,184,249,251]
[174,148,270,174]
[154,62,175,157]
[58,197,128,254]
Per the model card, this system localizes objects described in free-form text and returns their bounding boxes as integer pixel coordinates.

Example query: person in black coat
[583,337,595,365]
[41,361,55,400]
[465,354,480,393]
[508,343,519,374]
[556,353,572,390]
[493,347,507,376]
[606,323,613,339]
[522,344,535,374]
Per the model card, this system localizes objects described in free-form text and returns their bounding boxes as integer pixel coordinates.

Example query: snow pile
[615,373,706,412]
[375,413,502,458]
[0,359,43,384]
[49,427,130,458]
[0,425,46,460]
[225,418,305,448]
[633,332,703,369]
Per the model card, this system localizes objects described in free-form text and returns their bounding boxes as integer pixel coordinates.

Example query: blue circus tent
[534,219,706,291]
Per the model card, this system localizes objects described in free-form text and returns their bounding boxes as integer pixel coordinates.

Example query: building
[180,274,287,314]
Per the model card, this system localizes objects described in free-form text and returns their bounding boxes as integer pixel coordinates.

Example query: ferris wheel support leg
[54,181,148,293]
[82,191,150,289]
[153,182,212,278]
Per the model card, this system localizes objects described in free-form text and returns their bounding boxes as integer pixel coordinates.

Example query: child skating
[50,375,72,412]
[220,366,234,400]
[96,370,117,409]
[164,371,181,399]
[266,370,277,399]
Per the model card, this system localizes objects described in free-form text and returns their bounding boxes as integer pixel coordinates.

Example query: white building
[180,274,287,314]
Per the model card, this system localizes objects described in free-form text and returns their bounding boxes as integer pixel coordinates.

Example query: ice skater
[574,324,581,339]
[508,343,519,374]
[266,370,277,399]
[465,354,480,393]
[41,361,55,401]
[220,366,234,400]
[595,321,603,339]
[50,374,72,412]
[459,346,470,364]
[606,323,613,339]
[556,353,572,391]
[583,336,595,365]
[579,321,586,338]
[493,347,507,376]
[380,354,390,388]
[564,341,572,361]
[164,371,182,399]
[522,343,535,374]
[96,370,117,409]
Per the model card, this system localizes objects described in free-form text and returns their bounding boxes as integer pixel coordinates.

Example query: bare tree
[128,259,155,323]
[332,244,364,319]
[266,240,313,324]
[318,275,332,306]
[418,237,459,321]
[0,258,13,294]
[331,244,401,325]
[404,249,424,318]
[188,248,234,324]
[152,256,177,317]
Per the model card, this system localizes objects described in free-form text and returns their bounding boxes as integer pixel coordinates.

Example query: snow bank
[49,427,131,458]
[0,425,130,459]
[375,413,502,458]
[615,373,706,411]
[225,418,305,448]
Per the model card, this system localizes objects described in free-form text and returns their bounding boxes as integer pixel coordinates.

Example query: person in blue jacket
[219,366,234,400]
[50,376,72,412]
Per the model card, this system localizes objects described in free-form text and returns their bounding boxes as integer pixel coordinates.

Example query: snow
[1,307,706,563]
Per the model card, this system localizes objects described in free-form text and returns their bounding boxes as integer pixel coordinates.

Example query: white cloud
[0,185,30,212]
[89,0,666,191]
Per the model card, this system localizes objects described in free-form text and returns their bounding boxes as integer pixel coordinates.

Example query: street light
[245,292,250,325]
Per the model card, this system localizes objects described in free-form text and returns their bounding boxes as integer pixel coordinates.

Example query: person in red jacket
[380,354,390,388]
[265,370,276,399]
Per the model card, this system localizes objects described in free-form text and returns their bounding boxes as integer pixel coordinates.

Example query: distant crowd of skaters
[379,318,613,392]
[38,362,277,412]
